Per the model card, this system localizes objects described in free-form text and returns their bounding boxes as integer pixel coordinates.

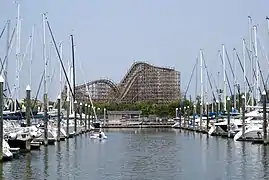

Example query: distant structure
[74,61,180,104]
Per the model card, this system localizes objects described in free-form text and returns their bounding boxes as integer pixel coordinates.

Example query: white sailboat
[3,139,13,159]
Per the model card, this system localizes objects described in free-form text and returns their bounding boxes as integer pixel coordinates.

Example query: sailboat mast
[68,37,73,113]
[59,43,63,109]
[233,49,237,110]
[71,35,76,107]
[217,71,221,111]
[222,44,227,111]
[267,17,269,90]
[248,16,254,106]
[42,13,48,138]
[243,39,247,107]
[205,57,208,106]
[5,20,10,93]
[253,25,259,102]
[30,25,34,89]
[43,14,47,98]
[15,3,21,112]
[71,35,77,133]
[199,49,203,128]
[195,57,198,105]
[67,60,71,113]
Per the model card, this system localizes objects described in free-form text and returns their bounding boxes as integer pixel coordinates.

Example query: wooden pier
[102,122,175,128]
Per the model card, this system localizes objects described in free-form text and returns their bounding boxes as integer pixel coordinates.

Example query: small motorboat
[90,131,107,140]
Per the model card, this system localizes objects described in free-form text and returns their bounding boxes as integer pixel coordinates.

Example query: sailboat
[3,139,13,160]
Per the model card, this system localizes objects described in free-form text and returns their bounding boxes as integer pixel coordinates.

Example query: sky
[0,0,269,101]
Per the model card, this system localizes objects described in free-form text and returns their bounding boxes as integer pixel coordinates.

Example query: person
[99,130,102,138]
[257,131,261,138]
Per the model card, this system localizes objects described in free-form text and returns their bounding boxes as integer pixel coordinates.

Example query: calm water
[0,128,269,180]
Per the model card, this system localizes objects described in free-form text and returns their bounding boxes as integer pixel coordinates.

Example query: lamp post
[187,106,190,128]
[103,108,106,126]
[184,106,186,128]
[216,99,219,120]
[93,106,96,122]
[193,104,196,130]
[179,107,182,128]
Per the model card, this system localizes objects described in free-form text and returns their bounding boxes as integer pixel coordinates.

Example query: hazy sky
[0,0,269,101]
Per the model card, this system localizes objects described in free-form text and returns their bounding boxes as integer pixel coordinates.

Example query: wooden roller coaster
[70,62,181,104]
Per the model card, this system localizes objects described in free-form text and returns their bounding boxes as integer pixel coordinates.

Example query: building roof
[107,110,142,115]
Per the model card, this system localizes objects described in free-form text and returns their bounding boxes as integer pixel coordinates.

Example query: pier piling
[84,104,87,131]
[262,91,267,144]
[79,103,82,128]
[227,97,231,137]
[242,95,246,140]
[57,95,61,141]
[193,104,196,130]
[206,102,209,130]
[25,85,32,151]
[66,97,70,138]
[184,106,186,128]
[91,106,93,128]
[74,100,77,135]
[104,108,106,127]
[44,93,48,146]
[88,104,91,130]
[187,106,190,128]
[179,107,182,128]
[26,85,31,126]
[0,76,4,160]
[199,102,202,131]
[216,100,219,121]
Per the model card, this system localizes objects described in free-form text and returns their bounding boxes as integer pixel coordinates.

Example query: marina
[1,0,269,179]
[0,128,268,180]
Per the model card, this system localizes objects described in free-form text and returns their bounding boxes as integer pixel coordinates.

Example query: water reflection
[186,129,190,136]
[241,142,247,180]
[0,162,3,179]
[121,129,179,179]
[74,136,78,170]
[215,136,220,161]
[66,139,70,165]
[43,146,48,179]
[206,134,209,147]
[25,153,31,180]
[192,130,195,138]
[262,146,269,179]
[56,142,62,180]
[105,128,174,134]
[2,129,269,179]
[225,139,232,179]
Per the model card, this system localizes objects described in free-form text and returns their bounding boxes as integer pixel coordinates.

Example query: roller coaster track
[119,69,144,101]
[76,62,176,102]
[76,79,120,96]
[120,61,174,86]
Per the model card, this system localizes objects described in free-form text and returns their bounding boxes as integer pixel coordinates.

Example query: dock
[102,121,175,128]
